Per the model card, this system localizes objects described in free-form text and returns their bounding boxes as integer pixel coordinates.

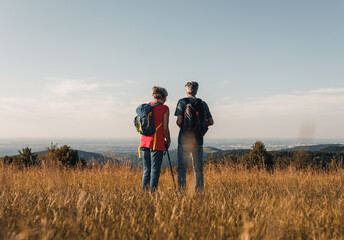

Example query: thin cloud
[0,94,132,138]
[46,78,99,96]
[308,88,344,94]
[0,77,134,138]
[211,88,344,138]
[0,97,37,114]
[45,78,125,96]
[294,88,344,94]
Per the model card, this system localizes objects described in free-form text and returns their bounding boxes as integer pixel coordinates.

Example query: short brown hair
[152,86,168,100]
[185,81,199,96]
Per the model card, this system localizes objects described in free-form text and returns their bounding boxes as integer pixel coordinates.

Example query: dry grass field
[0,164,343,240]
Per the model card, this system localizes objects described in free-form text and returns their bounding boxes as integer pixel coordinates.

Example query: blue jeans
[177,134,204,190]
[141,148,164,191]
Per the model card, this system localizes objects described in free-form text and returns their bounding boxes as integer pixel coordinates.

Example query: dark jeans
[177,133,204,190]
[141,148,164,191]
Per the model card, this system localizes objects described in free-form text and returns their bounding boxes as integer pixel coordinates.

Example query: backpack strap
[183,97,190,104]
[151,102,162,108]
[148,102,161,128]
[152,122,163,150]
[184,97,202,104]
[138,118,143,132]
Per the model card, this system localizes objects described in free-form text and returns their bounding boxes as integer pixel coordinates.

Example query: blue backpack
[134,102,162,136]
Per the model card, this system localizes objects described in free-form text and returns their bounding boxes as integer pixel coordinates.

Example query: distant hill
[321,145,344,152]
[35,150,107,163]
[281,144,344,152]
[77,150,108,163]
[203,147,222,153]
[210,149,251,158]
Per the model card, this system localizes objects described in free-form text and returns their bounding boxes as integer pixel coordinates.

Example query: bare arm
[176,115,183,127]
[163,109,171,148]
[207,117,214,126]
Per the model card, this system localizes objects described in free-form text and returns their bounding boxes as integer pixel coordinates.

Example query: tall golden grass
[0,163,343,239]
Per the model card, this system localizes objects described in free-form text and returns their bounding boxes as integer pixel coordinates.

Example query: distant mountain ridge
[20,143,344,166]
[280,144,344,152]
[35,150,107,163]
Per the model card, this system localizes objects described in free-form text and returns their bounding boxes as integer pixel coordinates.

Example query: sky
[0,1,343,140]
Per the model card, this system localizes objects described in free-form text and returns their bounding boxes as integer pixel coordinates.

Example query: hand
[165,139,170,149]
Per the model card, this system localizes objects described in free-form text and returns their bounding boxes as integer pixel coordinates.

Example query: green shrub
[17,147,39,167]
[243,141,273,170]
[47,144,85,167]
[0,147,38,168]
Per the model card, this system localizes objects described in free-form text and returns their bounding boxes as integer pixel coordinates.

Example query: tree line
[2,141,343,171]
[0,144,85,168]
[207,141,344,171]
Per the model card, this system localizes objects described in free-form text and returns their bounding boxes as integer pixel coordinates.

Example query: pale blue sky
[0,1,343,139]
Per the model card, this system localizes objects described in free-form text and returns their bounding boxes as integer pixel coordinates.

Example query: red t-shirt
[140,102,168,151]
